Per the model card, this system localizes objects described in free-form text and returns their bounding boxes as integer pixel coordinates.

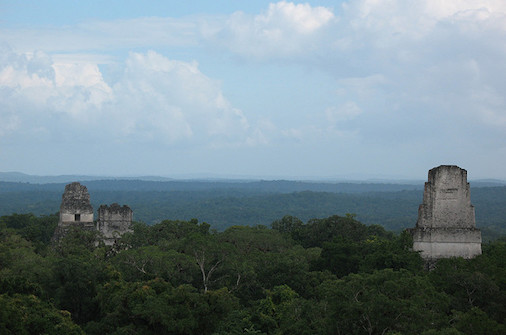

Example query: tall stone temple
[410,165,482,261]
[52,182,133,245]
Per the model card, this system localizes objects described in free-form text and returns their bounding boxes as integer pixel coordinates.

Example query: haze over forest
[2,172,505,241]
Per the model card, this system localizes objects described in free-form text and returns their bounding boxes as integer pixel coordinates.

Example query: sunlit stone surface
[410,165,482,260]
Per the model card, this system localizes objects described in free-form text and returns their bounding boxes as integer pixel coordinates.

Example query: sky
[0,0,505,180]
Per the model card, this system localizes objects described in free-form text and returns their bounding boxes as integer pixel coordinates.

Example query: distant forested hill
[0,178,426,193]
[0,180,505,238]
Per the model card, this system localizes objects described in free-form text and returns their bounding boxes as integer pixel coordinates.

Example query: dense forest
[1,212,505,334]
[1,180,505,239]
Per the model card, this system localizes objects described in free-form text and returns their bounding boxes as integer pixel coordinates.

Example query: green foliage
[0,293,84,334]
[50,250,106,324]
[320,269,450,334]
[296,215,371,247]
[313,226,422,277]
[359,231,423,273]
[452,307,506,335]
[112,245,197,284]
[478,240,506,290]
[52,227,99,257]
[421,328,463,335]
[2,181,505,236]
[251,285,317,335]
[120,219,210,249]
[0,231,51,292]
[429,254,506,324]
[0,212,504,334]
[0,276,42,296]
[271,215,303,235]
[315,238,363,277]
[91,279,238,335]
[0,213,58,253]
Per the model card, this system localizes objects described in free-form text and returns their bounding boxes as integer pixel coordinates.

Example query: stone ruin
[97,203,133,246]
[52,182,133,245]
[53,182,95,241]
[54,169,484,258]
[410,165,482,261]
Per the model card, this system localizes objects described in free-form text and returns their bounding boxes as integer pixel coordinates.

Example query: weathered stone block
[53,182,95,242]
[97,203,133,246]
[410,165,482,260]
[411,227,482,259]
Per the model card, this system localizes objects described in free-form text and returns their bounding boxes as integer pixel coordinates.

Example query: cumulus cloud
[110,51,250,144]
[0,48,254,147]
[342,0,506,38]
[259,1,335,33]
[204,1,506,150]
[213,1,506,149]
[211,1,506,134]
[2,1,506,177]
[211,1,335,59]
[326,0,506,139]
[0,45,112,136]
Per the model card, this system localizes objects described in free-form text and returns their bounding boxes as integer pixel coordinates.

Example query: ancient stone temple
[53,182,133,245]
[410,165,482,261]
[97,203,133,246]
[53,182,95,241]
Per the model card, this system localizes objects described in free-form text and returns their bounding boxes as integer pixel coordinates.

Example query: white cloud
[0,48,254,147]
[325,102,362,124]
[212,1,335,59]
[326,0,506,136]
[424,0,506,20]
[0,17,200,54]
[0,50,54,89]
[1,1,506,177]
[260,1,335,34]
[111,51,251,144]
[344,0,506,38]
[207,0,506,142]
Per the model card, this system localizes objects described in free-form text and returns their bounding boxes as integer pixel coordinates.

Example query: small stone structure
[97,203,133,246]
[53,182,133,245]
[53,182,95,241]
[410,165,482,261]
